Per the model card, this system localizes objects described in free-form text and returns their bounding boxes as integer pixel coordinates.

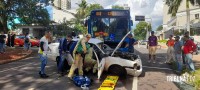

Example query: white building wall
[52,7,75,23]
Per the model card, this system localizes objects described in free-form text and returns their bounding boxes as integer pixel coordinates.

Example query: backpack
[73,76,91,87]
[25,37,29,43]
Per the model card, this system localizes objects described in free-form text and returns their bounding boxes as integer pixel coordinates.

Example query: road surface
[0,46,179,90]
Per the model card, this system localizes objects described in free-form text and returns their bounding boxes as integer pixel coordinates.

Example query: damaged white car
[48,32,143,79]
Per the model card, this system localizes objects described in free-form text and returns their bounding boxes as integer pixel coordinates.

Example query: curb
[0,50,33,65]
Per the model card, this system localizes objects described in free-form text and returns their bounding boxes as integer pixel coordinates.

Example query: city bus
[86,9,133,48]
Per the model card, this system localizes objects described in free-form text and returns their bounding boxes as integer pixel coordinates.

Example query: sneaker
[40,74,49,78]
[68,77,73,81]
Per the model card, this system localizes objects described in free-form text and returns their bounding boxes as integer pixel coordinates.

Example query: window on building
[195,14,199,19]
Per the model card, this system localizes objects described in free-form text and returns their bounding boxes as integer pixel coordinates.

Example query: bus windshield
[90,17,129,41]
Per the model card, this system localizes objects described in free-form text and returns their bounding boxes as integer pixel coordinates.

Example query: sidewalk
[0,47,32,64]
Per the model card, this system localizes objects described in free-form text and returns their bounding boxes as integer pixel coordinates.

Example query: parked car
[48,32,143,79]
[14,35,40,47]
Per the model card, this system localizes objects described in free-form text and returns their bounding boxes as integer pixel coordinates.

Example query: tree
[156,25,163,31]
[112,5,124,9]
[134,22,152,40]
[165,0,200,35]
[0,0,52,32]
[85,4,103,16]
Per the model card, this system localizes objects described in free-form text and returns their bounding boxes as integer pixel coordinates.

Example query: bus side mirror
[130,20,133,26]
[84,20,88,27]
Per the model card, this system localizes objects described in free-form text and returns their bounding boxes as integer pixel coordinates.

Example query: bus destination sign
[94,11,128,17]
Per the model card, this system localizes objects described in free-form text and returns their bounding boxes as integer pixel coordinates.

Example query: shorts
[149,46,157,55]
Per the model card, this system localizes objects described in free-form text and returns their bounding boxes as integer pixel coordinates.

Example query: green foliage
[165,0,200,16]
[158,40,168,43]
[156,25,163,31]
[85,4,103,16]
[134,22,152,40]
[0,0,52,32]
[112,5,124,9]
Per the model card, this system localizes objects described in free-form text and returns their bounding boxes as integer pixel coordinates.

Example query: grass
[171,61,200,89]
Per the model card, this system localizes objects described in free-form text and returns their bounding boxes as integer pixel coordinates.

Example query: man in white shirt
[38,31,51,78]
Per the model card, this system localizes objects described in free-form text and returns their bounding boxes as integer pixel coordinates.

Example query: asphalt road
[0,46,179,90]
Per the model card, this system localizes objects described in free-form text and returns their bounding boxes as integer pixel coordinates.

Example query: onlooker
[181,31,192,65]
[147,31,158,63]
[24,33,30,51]
[0,32,6,54]
[68,34,91,79]
[165,35,175,63]
[7,31,11,47]
[38,31,51,78]
[11,31,16,47]
[125,34,137,53]
[182,36,196,72]
[58,35,73,75]
[174,36,183,73]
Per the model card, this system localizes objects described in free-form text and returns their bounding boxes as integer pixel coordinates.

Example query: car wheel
[108,64,127,79]
[19,45,23,47]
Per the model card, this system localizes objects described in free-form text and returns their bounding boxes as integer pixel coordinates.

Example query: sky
[46,0,164,30]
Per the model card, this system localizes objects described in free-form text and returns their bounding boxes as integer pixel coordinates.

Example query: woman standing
[11,31,16,47]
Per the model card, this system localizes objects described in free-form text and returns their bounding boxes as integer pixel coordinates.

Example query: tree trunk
[0,16,9,33]
[186,0,190,35]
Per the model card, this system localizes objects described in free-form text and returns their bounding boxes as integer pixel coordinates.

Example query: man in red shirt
[165,35,175,63]
[183,36,196,71]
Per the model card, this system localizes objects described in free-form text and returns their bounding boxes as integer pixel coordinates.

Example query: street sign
[135,16,145,21]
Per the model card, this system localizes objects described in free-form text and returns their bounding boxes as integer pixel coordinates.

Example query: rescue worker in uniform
[68,34,91,79]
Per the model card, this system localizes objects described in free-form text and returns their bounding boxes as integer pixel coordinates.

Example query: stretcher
[98,76,119,90]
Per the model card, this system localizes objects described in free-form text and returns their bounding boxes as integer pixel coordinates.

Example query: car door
[48,43,59,61]
[111,31,132,56]
[93,44,106,79]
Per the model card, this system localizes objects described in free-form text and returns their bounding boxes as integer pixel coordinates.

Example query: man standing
[147,31,158,63]
[68,34,91,79]
[38,31,51,78]
[183,36,196,72]
[126,34,138,53]
[165,35,175,63]
[24,33,30,52]
[0,32,6,54]
[174,36,183,73]
[58,35,73,75]
[181,31,191,64]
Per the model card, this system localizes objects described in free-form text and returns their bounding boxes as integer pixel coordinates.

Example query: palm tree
[165,0,200,35]
[76,0,87,19]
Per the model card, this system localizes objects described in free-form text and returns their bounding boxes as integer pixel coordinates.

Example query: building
[52,7,75,23]
[158,0,200,41]
[53,0,71,10]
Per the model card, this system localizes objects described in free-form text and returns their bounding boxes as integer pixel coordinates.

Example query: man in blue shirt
[126,34,138,53]
[58,35,73,75]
